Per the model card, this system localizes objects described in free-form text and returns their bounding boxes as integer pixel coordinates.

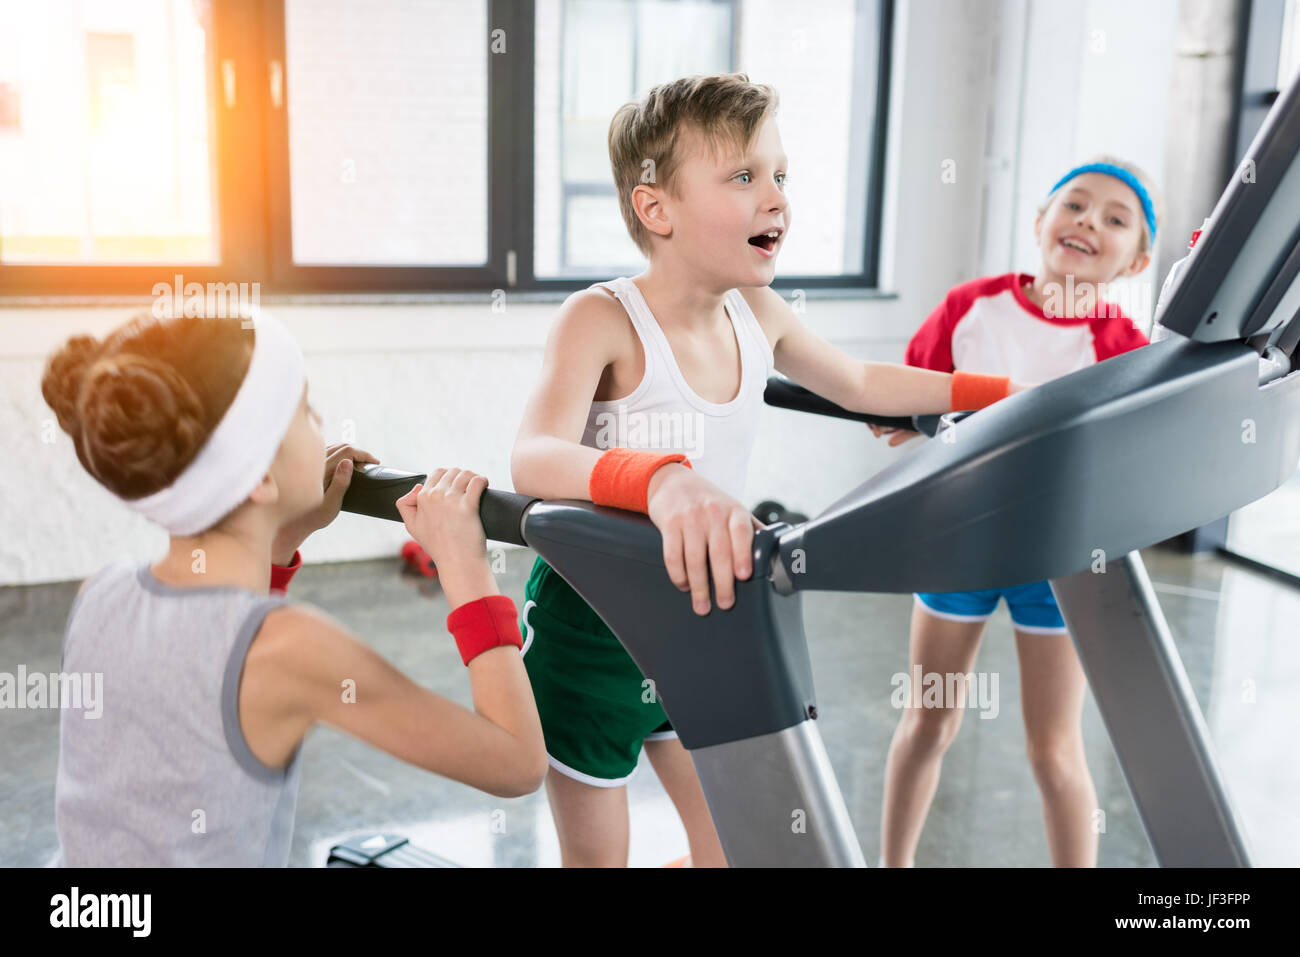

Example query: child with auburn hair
[876,155,1160,867]
[511,73,1030,867]
[43,308,545,866]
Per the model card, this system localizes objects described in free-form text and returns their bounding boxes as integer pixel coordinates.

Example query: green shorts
[520,556,675,786]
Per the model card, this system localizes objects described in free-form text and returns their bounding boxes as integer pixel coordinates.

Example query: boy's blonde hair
[1039,153,1165,256]
[608,73,779,256]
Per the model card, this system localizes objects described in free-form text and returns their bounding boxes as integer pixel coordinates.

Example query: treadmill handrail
[775,337,1300,594]
[764,376,955,436]
[340,465,537,546]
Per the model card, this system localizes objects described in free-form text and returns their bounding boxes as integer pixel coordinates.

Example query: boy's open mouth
[748,227,784,253]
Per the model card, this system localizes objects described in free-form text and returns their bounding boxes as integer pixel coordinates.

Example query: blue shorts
[914,580,1067,633]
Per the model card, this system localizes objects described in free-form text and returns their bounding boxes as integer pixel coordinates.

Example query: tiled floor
[2,544,1296,867]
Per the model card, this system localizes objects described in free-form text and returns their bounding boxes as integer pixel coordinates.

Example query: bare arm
[743,286,954,416]
[240,468,546,798]
[510,289,626,500]
[242,603,546,798]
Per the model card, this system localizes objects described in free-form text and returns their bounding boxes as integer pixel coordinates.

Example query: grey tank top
[55,559,302,867]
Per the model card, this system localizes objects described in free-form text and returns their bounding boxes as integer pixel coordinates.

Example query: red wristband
[269,550,303,595]
[951,371,1011,411]
[588,448,693,513]
[445,595,522,666]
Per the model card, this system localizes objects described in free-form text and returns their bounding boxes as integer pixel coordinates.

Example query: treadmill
[341,73,1300,867]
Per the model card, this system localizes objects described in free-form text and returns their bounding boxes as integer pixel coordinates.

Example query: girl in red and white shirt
[876,155,1163,867]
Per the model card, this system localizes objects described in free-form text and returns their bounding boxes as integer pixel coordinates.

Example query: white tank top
[581,276,775,499]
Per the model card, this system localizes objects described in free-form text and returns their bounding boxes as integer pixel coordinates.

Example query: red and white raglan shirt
[905,272,1149,610]
[905,273,1148,384]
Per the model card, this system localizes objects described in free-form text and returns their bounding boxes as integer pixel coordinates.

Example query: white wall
[982,0,1181,331]
[0,0,1183,586]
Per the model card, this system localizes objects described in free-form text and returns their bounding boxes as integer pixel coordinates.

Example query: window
[282,0,488,266]
[1220,0,1300,587]
[533,0,736,277]
[0,0,893,295]
[1279,0,1300,90]
[1235,0,1291,161]
[0,0,217,265]
[533,0,890,284]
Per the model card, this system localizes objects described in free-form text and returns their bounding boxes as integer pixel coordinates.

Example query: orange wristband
[588,448,693,513]
[951,371,1011,411]
[445,595,522,666]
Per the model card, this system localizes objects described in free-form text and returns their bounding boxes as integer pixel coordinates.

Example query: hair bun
[40,335,103,435]
[43,312,254,502]
[77,354,209,498]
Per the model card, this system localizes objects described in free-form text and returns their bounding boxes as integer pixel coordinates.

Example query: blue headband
[1047,163,1157,242]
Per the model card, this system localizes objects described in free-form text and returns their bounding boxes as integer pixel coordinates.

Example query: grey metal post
[690,722,867,867]
[1051,551,1252,866]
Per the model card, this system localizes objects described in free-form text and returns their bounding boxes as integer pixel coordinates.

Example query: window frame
[1233,0,1287,161]
[259,0,520,292]
[0,0,267,296]
[520,0,895,293]
[1198,0,1300,583]
[540,0,739,281]
[0,0,894,298]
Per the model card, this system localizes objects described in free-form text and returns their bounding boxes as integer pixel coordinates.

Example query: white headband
[126,308,306,536]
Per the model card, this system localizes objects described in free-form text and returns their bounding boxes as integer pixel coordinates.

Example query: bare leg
[1015,629,1098,867]
[644,736,728,867]
[543,768,631,867]
[880,604,986,866]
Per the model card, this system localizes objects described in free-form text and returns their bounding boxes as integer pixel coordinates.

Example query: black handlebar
[479,489,538,547]
[763,377,957,437]
[342,377,971,539]
[340,464,536,547]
